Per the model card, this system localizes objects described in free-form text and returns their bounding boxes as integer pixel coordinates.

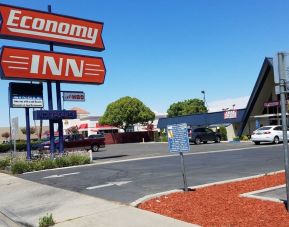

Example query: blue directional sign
[33,110,77,120]
[167,123,190,153]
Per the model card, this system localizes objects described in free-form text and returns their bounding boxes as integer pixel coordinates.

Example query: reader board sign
[9,82,43,108]
[11,96,43,108]
[224,110,237,119]
[63,91,85,102]
[0,46,106,84]
[33,110,77,120]
[167,123,190,153]
[0,4,104,51]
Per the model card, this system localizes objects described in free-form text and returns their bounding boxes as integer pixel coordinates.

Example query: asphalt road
[19,142,285,204]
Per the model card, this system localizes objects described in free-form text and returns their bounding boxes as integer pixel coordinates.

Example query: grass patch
[39,213,55,227]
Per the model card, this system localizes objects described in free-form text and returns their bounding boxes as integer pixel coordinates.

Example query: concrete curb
[240,184,285,203]
[131,170,285,207]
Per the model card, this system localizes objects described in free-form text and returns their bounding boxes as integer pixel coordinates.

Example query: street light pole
[201,90,206,107]
[201,90,207,127]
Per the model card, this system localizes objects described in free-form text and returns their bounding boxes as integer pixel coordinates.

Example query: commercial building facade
[158,57,283,140]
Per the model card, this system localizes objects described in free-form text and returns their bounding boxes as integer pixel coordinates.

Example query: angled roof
[237,57,273,136]
[157,109,245,129]
[70,107,90,115]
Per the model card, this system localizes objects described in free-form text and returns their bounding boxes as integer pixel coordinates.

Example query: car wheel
[254,141,260,145]
[194,137,201,145]
[215,136,221,143]
[91,144,100,152]
[273,136,279,144]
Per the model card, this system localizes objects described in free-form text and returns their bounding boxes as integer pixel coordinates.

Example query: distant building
[157,58,280,141]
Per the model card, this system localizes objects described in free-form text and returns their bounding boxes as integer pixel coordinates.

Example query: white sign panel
[63,92,85,102]
[11,117,18,140]
[12,96,44,108]
[274,52,289,94]
[224,110,237,119]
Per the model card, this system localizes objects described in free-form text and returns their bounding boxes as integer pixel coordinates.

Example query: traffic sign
[167,123,190,153]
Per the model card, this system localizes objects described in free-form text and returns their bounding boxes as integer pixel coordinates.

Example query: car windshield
[257,126,272,131]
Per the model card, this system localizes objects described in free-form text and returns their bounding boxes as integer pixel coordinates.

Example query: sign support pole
[47,81,55,159]
[56,82,64,153]
[25,108,31,160]
[47,4,55,159]
[180,152,188,192]
[280,79,289,211]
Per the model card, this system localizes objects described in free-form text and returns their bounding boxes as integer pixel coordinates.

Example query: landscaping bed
[139,172,289,227]
[0,151,91,174]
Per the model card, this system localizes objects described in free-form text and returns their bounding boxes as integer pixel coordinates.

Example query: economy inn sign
[0,4,105,51]
[0,4,106,84]
[0,46,106,84]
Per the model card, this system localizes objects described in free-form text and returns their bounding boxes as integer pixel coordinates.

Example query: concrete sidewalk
[0,173,197,227]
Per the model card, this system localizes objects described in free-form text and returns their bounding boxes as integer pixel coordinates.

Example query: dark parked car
[38,134,105,152]
[188,127,221,145]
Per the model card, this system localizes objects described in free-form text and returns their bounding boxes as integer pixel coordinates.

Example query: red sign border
[0,3,105,51]
[0,45,107,85]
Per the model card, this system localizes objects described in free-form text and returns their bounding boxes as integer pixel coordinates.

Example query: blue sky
[1,0,289,126]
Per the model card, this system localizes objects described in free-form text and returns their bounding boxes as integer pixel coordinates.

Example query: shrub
[11,160,32,174]
[233,136,240,141]
[153,131,160,142]
[68,154,90,165]
[41,159,56,169]
[10,154,90,174]
[0,157,11,170]
[219,126,227,141]
[39,213,55,227]
[240,135,249,141]
[0,144,11,153]
[54,156,70,167]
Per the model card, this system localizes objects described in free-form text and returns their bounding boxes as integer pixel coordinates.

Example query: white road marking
[86,181,132,190]
[23,143,280,174]
[43,172,80,179]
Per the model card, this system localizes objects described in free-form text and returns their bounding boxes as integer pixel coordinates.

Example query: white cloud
[208,96,250,112]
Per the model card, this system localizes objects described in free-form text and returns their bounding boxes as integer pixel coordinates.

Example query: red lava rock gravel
[138,173,289,227]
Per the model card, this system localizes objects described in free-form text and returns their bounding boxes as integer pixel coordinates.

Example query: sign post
[11,117,18,157]
[167,123,190,191]
[274,52,289,211]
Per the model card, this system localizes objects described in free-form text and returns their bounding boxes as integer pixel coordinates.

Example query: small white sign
[274,52,289,94]
[12,96,44,108]
[63,92,85,102]
[11,117,19,140]
[224,110,237,119]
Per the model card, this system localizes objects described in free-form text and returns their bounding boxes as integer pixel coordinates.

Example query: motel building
[62,107,167,136]
[62,107,119,137]
[157,58,285,140]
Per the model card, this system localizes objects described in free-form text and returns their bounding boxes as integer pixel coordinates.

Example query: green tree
[167,99,207,117]
[99,96,155,132]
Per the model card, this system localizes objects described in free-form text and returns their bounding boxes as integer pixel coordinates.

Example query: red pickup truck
[38,134,105,152]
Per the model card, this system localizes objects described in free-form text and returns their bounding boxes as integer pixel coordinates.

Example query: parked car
[188,127,221,145]
[251,125,289,145]
[38,134,105,152]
